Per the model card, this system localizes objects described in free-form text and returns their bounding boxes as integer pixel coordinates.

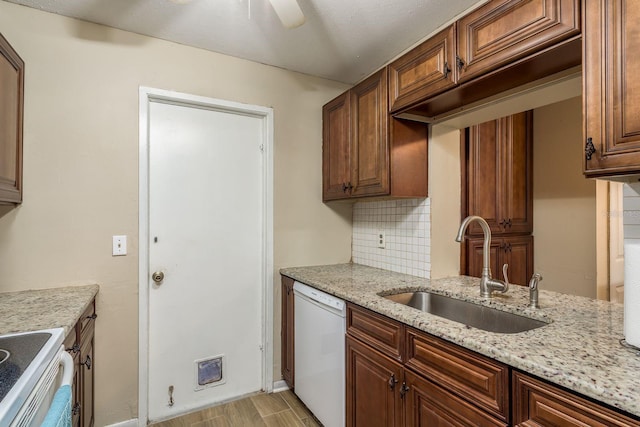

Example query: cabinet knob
[443,62,451,79]
[456,55,465,71]
[81,354,92,370]
[388,373,399,390]
[86,313,97,320]
[400,382,410,398]
[72,402,81,416]
[66,343,80,354]
[585,137,596,160]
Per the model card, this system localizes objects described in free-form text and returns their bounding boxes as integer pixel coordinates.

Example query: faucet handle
[501,264,510,293]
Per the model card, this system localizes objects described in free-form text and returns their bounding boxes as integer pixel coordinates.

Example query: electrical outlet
[112,235,127,256]
[377,230,386,249]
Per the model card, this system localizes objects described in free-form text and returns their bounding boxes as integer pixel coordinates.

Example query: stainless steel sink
[383,291,548,333]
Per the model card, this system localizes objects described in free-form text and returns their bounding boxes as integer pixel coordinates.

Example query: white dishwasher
[293,281,345,427]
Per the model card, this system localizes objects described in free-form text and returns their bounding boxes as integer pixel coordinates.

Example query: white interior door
[143,92,271,422]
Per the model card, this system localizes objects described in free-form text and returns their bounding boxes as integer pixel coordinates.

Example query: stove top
[0,329,64,426]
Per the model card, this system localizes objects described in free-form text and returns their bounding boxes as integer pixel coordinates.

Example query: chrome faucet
[528,273,542,308]
[455,215,509,298]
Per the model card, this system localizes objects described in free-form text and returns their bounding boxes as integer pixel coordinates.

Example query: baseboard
[104,418,138,427]
[272,380,290,393]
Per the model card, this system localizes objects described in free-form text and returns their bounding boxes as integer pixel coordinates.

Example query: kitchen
[0,0,638,426]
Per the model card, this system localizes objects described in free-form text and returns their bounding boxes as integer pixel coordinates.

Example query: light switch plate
[113,235,127,256]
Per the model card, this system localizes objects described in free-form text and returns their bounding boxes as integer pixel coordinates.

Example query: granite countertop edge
[0,284,100,337]
[280,263,640,419]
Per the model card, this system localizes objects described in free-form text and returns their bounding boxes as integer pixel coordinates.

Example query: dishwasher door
[293,281,345,427]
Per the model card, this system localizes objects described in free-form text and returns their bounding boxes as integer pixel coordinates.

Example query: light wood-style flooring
[150,390,322,427]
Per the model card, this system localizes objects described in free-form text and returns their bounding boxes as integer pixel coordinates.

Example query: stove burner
[0,349,9,365]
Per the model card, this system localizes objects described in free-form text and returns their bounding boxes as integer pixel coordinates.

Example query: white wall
[532,97,597,298]
[0,3,352,425]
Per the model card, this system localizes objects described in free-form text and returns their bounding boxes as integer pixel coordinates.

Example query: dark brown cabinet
[513,371,640,426]
[466,235,534,287]
[281,276,294,389]
[65,299,96,427]
[583,0,640,177]
[389,0,580,117]
[388,25,457,112]
[346,303,508,427]
[346,335,403,427]
[463,111,533,236]
[457,0,580,83]
[0,33,24,205]
[322,68,428,202]
[462,111,534,286]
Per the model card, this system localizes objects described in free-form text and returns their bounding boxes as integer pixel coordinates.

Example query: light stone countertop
[280,263,640,419]
[0,285,99,337]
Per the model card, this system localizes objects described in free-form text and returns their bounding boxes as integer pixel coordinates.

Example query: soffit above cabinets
[3,0,485,84]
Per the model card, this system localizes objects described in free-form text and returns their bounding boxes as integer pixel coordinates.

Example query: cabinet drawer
[405,327,509,421]
[512,371,640,426]
[347,303,403,361]
[79,301,96,336]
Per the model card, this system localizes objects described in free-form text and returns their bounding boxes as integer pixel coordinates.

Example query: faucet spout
[455,215,508,298]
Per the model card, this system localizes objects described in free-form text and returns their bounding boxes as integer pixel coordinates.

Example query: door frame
[138,86,274,425]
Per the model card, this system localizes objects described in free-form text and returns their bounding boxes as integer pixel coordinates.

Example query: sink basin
[383,291,547,333]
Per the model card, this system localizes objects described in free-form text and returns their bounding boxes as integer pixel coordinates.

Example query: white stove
[0,328,65,427]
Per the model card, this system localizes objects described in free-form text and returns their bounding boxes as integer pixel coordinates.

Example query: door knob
[152,271,165,283]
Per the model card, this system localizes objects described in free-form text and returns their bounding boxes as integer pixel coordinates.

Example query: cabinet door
[583,0,640,177]
[513,372,640,426]
[405,370,507,427]
[281,276,294,388]
[502,235,533,287]
[500,112,533,235]
[465,112,532,235]
[465,236,501,281]
[80,327,95,427]
[388,24,457,112]
[465,119,502,235]
[323,91,351,201]
[350,69,390,198]
[346,336,403,427]
[457,0,580,83]
[0,34,24,204]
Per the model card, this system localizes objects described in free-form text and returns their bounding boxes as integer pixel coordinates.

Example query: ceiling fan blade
[268,0,305,29]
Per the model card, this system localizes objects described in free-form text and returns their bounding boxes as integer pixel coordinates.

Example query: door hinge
[259,144,264,152]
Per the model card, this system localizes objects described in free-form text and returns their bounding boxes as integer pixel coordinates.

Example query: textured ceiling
[4,0,484,84]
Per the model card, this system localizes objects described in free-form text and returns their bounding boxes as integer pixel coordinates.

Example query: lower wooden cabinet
[346,336,403,427]
[281,276,294,389]
[64,299,96,427]
[404,370,506,427]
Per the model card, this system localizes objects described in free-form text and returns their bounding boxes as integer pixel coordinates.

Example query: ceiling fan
[169,0,306,29]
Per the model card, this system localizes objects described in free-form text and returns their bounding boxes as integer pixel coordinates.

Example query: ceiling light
[268,0,305,29]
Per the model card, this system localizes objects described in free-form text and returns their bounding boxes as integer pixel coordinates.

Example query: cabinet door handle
[72,402,81,416]
[585,137,596,160]
[388,373,399,390]
[443,62,451,79]
[81,354,92,370]
[456,55,465,71]
[86,313,97,320]
[66,343,80,354]
[400,382,410,398]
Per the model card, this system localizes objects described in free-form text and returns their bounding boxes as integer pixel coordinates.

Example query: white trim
[138,86,274,425]
[272,380,290,393]
[104,419,138,427]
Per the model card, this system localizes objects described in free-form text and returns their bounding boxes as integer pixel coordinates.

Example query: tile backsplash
[624,182,640,239]
[352,199,431,278]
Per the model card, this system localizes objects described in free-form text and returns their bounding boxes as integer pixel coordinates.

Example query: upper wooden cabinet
[322,68,428,202]
[463,111,533,236]
[389,25,457,112]
[457,0,580,83]
[583,0,640,178]
[0,33,24,205]
[390,0,581,117]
